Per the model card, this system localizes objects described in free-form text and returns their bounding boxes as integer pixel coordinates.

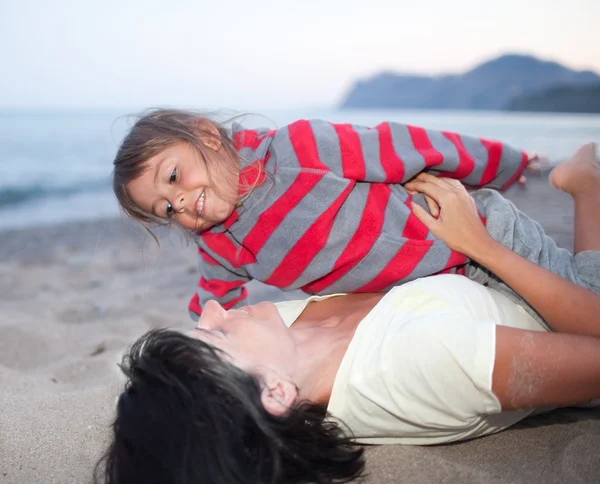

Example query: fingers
[412,172,453,188]
[438,177,467,191]
[405,176,469,204]
[425,195,440,217]
[404,178,450,202]
[410,201,438,230]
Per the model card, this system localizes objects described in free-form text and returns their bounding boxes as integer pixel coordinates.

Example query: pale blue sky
[1,0,598,110]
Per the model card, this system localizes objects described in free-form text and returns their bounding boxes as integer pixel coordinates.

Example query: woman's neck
[288,293,385,405]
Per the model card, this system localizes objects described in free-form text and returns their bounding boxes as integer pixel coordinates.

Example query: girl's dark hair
[95,329,365,484]
[112,108,242,228]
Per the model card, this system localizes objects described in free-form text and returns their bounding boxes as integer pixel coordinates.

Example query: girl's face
[127,141,239,231]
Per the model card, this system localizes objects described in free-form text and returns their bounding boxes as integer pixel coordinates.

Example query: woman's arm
[493,326,600,410]
[404,173,600,337]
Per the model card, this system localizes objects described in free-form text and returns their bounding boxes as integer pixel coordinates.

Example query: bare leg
[549,143,600,254]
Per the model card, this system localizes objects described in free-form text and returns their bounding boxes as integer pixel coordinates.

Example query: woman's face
[189,301,297,378]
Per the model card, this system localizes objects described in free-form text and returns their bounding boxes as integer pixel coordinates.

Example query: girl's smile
[126,141,239,232]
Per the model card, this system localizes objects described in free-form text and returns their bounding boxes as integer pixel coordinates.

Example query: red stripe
[221,287,249,309]
[288,120,329,170]
[402,197,430,240]
[357,239,434,292]
[407,125,443,168]
[201,232,256,267]
[199,277,247,298]
[501,151,529,190]
[441,131,475,179]
[239,158,268,196]
[439,249,468,272]
[222,210,239,229]
[233,129,275,150]
[198,246,219,266]
[303,184,390,293]
[242,121,328,256]
[479,139,502,185]
[242,172,324,256]
[376,122,405,183]
[332,123,366,179]
[189,293,202,316]
[188,286,249,316]
[265,183,354,288]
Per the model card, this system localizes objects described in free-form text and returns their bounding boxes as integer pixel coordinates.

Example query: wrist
[466,236,504,266]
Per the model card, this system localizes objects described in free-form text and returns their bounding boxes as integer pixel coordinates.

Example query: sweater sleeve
[317,120,528,190]
[188,246,252,321]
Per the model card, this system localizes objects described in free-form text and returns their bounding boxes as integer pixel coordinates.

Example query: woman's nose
[197,300,226,329]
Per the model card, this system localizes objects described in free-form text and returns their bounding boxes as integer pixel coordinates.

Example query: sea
[0,108,599,231]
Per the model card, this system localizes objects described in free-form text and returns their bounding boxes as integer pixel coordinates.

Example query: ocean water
[0,108,599,231]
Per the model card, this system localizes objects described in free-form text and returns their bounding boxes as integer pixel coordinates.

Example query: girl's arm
[188,246,252,320]
[311,120,529,188]
[405,173,600,337]
[493,326,600,410]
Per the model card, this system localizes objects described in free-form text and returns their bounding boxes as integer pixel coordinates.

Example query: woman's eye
[169,168,177,184]
[165,202,174,217]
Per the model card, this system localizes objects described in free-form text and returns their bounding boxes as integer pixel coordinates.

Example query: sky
[1,0,599,110]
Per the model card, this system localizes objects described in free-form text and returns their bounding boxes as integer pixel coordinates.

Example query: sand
[1,172,599,483]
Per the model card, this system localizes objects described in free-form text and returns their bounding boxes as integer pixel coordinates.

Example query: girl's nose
[173,194,186,213]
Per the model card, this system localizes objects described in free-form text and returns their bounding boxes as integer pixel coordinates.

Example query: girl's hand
[404,173,493,257]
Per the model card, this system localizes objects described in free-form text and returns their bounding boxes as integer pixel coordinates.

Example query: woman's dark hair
[95,329,365,484]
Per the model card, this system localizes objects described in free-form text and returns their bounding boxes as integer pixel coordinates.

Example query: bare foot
[549,143,600,197]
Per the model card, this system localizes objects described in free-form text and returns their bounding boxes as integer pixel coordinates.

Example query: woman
[96,144,600,484]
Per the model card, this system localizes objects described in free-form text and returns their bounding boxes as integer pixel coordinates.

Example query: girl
[97,152,600,484]
[113,109,598,326]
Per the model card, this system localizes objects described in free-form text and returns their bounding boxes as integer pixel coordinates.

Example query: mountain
[507,83,600,113]
[340,54,600,111]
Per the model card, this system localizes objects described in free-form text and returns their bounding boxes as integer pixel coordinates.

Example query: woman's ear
[259,370,298,416]
[196,120,222,151]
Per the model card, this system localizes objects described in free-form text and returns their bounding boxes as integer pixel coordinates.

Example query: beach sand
[1,172,599,483]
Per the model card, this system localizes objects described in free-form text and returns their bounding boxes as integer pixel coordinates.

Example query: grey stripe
[197,285,246,307]
[457,134,489,185]
[231,167,299,243]
[410,241,454,281]
[323,233,403,293]
[425,129,460,176]
[312,120,344,175]
[492,143,524,188]
[378,242,455,292]
[196,239,248,277]
[237,140,271,164]
[269,125,302,171]
[353,124,386,181]
[389,122,424,182]
[253,171,352,282]
[380,185,411,236]
[230,125,303,241]
[288,183,370,290]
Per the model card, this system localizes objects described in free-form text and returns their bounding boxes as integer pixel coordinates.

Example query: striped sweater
[189,119,528,318]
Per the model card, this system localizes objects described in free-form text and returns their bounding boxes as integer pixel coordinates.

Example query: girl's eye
[169,168,177,184]
[165,201,174,217]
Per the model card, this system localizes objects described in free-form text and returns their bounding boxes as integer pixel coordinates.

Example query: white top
[274,274,547,445]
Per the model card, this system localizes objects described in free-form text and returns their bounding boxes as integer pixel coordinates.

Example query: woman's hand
[404,173,492,257]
